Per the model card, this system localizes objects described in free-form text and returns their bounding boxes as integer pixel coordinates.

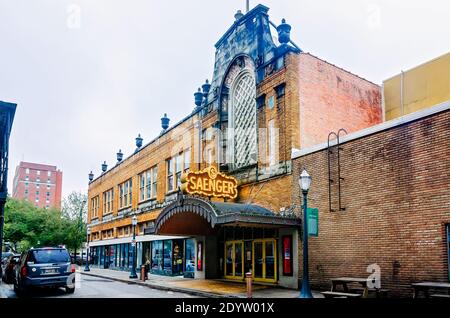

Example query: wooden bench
[349,287,390,298]
[412,282,450,298]
[430,294,450,299]
[321,291,362,298]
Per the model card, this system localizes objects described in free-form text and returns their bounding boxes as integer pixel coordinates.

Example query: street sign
[307,208,319,237]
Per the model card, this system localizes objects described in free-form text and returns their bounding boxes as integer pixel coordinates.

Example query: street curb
[80,272,243,298]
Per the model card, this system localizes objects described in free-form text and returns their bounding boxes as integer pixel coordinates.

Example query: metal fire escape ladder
[327,132,338,212]
[327,128,348,212]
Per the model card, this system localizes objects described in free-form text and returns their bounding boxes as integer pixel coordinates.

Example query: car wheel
[65,286,76,294]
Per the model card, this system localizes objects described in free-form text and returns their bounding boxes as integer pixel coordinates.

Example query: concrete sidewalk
[79,267,324,298]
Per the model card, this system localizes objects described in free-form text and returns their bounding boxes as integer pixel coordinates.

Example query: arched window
[229,71,257,170]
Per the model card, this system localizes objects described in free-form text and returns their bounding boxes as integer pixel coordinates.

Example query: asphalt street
[0,274,198,298]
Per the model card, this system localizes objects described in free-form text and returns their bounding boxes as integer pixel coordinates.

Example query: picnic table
[330,277,389,298]
[412,282,450,298]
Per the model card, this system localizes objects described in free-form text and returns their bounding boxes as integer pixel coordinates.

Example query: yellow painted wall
[383,52,450,121]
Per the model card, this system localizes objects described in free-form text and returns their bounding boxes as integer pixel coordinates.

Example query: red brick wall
[298,53,382,149]
[292,109,450,297]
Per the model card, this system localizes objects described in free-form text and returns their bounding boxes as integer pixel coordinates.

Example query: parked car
[14,247,76,296]
[1,251,13,265]
[2,254,20,283]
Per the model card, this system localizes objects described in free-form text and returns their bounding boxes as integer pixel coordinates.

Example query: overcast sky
[1,0,449,198]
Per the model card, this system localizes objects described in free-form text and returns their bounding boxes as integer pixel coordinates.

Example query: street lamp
[129,215,138,279]
[299,168,313,298]
[75,200,86,267]
[84,227,91,272]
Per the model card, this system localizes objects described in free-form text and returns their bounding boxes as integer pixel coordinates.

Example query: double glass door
[253,239,277,283]
[224,239,277,283]
[224,241,244,280]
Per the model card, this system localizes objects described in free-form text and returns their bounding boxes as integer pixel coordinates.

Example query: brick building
[0,101,16,262]
[86,5,381,288]
[12,161,63,209]
[292,102,450,297]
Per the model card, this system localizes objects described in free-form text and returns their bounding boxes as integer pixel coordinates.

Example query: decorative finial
[194,87,203,107]
[202,79,211,98]
[117,149,123,163]
[161,113,170,131]
[277,18,292,44]
[234,10,244,21]
[135,134,143,149]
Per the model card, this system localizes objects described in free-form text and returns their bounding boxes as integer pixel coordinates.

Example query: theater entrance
[224,240,244,280]
[153,195,300,286]
[223,238,277,283]
[253,239,277,283]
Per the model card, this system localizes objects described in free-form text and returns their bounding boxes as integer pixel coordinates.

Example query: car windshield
[31,249,70,264]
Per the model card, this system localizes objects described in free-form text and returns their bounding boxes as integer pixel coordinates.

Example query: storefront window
[116,244,121,268]
[163,240,172,273]
[109,245,115,268]
[143,242,151,270]
[129,243,135,269]
[151,241,163,272]
[122,244,129,268]
[91,247,99,266]
[99,247,104,267]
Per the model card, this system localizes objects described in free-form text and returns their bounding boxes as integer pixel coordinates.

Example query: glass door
[172,239,184,276]
[252,239,277,283]
[234,242,243,277]
[224,240,244,280]
[184,239,195,278]
[253,241,263,279]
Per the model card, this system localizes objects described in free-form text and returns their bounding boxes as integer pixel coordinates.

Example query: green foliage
[62,191,87,222]
[3,196,86,253]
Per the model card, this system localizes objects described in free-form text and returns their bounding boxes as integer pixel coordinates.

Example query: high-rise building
[12,161,63,209]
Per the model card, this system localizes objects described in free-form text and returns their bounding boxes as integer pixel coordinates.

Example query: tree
[3,195,88,254]
[61,191,88,256]
[62,191,87,222]
[4,199,64,251]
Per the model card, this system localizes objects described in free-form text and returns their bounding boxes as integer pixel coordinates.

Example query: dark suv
[14,247,75,296]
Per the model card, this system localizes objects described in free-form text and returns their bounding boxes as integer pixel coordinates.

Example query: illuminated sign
[181,166,238,200]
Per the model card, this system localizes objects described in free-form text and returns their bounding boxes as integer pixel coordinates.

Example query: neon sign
[181,166,238,200]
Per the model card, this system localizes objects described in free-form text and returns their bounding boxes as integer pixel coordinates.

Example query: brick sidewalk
[79,267,324,298]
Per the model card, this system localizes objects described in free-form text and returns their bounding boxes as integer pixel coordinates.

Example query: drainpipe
[400,70,404,116]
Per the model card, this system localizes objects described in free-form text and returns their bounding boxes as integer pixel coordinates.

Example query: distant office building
[12,162,63,209]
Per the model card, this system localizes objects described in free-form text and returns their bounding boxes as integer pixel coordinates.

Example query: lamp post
[84,227,91,272]
[129,215,138,279]
[299,168,313,298]
[75,200,86,267]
